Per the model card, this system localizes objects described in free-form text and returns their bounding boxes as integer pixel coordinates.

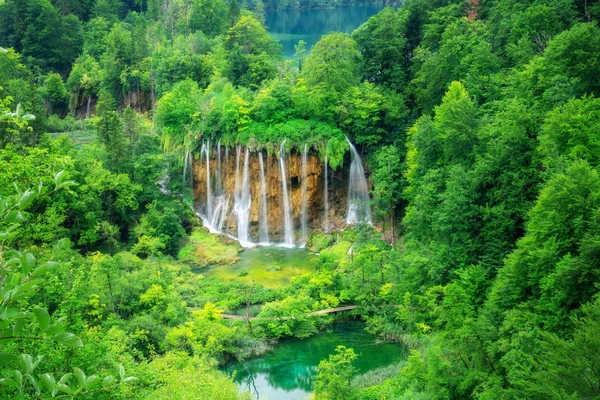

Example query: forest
[1,0,600,398]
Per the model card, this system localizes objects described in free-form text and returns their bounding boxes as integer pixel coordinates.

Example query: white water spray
[279,142,294,247]
[346,137,372,224]
[258,151,270,245]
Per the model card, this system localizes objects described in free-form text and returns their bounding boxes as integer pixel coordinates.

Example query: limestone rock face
[192,146,350,242]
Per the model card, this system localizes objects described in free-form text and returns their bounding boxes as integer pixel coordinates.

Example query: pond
[224,322,407,400]
[265,4,388,58]
[196,246,319,288]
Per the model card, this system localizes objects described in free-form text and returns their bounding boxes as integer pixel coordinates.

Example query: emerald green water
[265,5,388,58]
[197,246,318,288]
[225,322,406,399]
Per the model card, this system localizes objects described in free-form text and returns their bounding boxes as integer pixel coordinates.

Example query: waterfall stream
[301,144,308,245]
[258,151,270,245]
[202,141,212,219]
[183,146,192,186]
[279,142,294,247]
[216,139,222,196]
[234,147,253,247]
[346,137,372,224]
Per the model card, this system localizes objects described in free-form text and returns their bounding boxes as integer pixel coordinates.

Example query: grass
[178,228,242,266]
[351,361,406,389]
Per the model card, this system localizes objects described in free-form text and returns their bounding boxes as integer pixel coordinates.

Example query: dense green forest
[1,0,600,398]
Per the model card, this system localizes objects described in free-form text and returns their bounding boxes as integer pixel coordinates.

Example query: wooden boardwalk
[221,305,358,321]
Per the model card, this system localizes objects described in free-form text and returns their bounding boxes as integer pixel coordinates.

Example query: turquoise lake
[224,322,407,399]
[265,5,388,58]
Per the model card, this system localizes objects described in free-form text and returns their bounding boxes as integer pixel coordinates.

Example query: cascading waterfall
[234,147,252,246]
[324,156,329,233]
[300,144,308,244]
[346,136,372,224]
[279,142,294,247]
[182,146,192,185]
[216,139,222,196]
[200,141,230,234]
[201,141,212,219]
[258,152,270,245]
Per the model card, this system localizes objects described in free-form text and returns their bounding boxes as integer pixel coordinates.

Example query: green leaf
[4,210,24,224]
[17,189,36,211]
[119,365,125,381]
[102,375,115,387]
[52,238,69,257]
[72,367,86,391]
[0,378,18,389]
[86,375,100,390]
[45,324,63,336]
[21,253,36,275]
[58,373,72,385]
[39,373,57,397]
[18,354,43,374]
[33,308,50,332]
[52,332,83,347]
[31,261,59,278]
[0,353,19,367]
[11,369,23,386]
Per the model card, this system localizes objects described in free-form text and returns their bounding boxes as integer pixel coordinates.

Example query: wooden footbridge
[220,305,358,321]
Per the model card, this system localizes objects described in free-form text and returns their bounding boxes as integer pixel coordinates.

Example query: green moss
[197,246,318,288]
[306,231,335,252]
[320,240,352,265]
[178,228,242,266]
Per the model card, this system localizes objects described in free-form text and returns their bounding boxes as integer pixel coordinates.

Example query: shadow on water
[224,321,408,400]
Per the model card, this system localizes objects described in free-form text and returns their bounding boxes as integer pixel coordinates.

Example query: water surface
[225,322,406,399]
[265,5,387,58]
[197,246,318,288]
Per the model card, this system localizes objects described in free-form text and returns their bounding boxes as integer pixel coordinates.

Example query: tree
[155,79,201,151]
[95,91,127,171]
[293,39,306,71]
[190,0,228,37]
[228,0,240,26]
[412,18,500,111]
[294,33,361,121]
[313,346,357,400]
[352,7,409,92]
[371,145,403,243]
[41,73,69,117]
[0,0,84,74]
[223,15,281,88]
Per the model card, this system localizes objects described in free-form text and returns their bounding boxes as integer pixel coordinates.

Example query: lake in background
[265,4,387,58]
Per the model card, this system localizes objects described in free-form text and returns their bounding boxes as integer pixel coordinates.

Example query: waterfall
[279,142,294,247]
[183,146,192,185]
[234,147,252,247]
[198,140,231,235]
[346,137,372,224]
[258,152,270,245]
[300,144,308,245]
[216,139,222,196]
[324,156,329,233]
[201,141,212,219]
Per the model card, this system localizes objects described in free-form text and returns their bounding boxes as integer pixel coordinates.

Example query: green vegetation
[179,228,242,266]
[1,0,600,398]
